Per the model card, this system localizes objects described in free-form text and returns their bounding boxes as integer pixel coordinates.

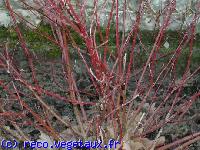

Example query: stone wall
[0,0,199,32]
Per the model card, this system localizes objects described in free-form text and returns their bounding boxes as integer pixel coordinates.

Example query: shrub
[0,0,200,149]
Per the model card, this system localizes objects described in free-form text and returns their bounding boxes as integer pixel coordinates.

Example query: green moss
[47,48,61,58]
[70,29,84,46]
[0,23,199,71]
